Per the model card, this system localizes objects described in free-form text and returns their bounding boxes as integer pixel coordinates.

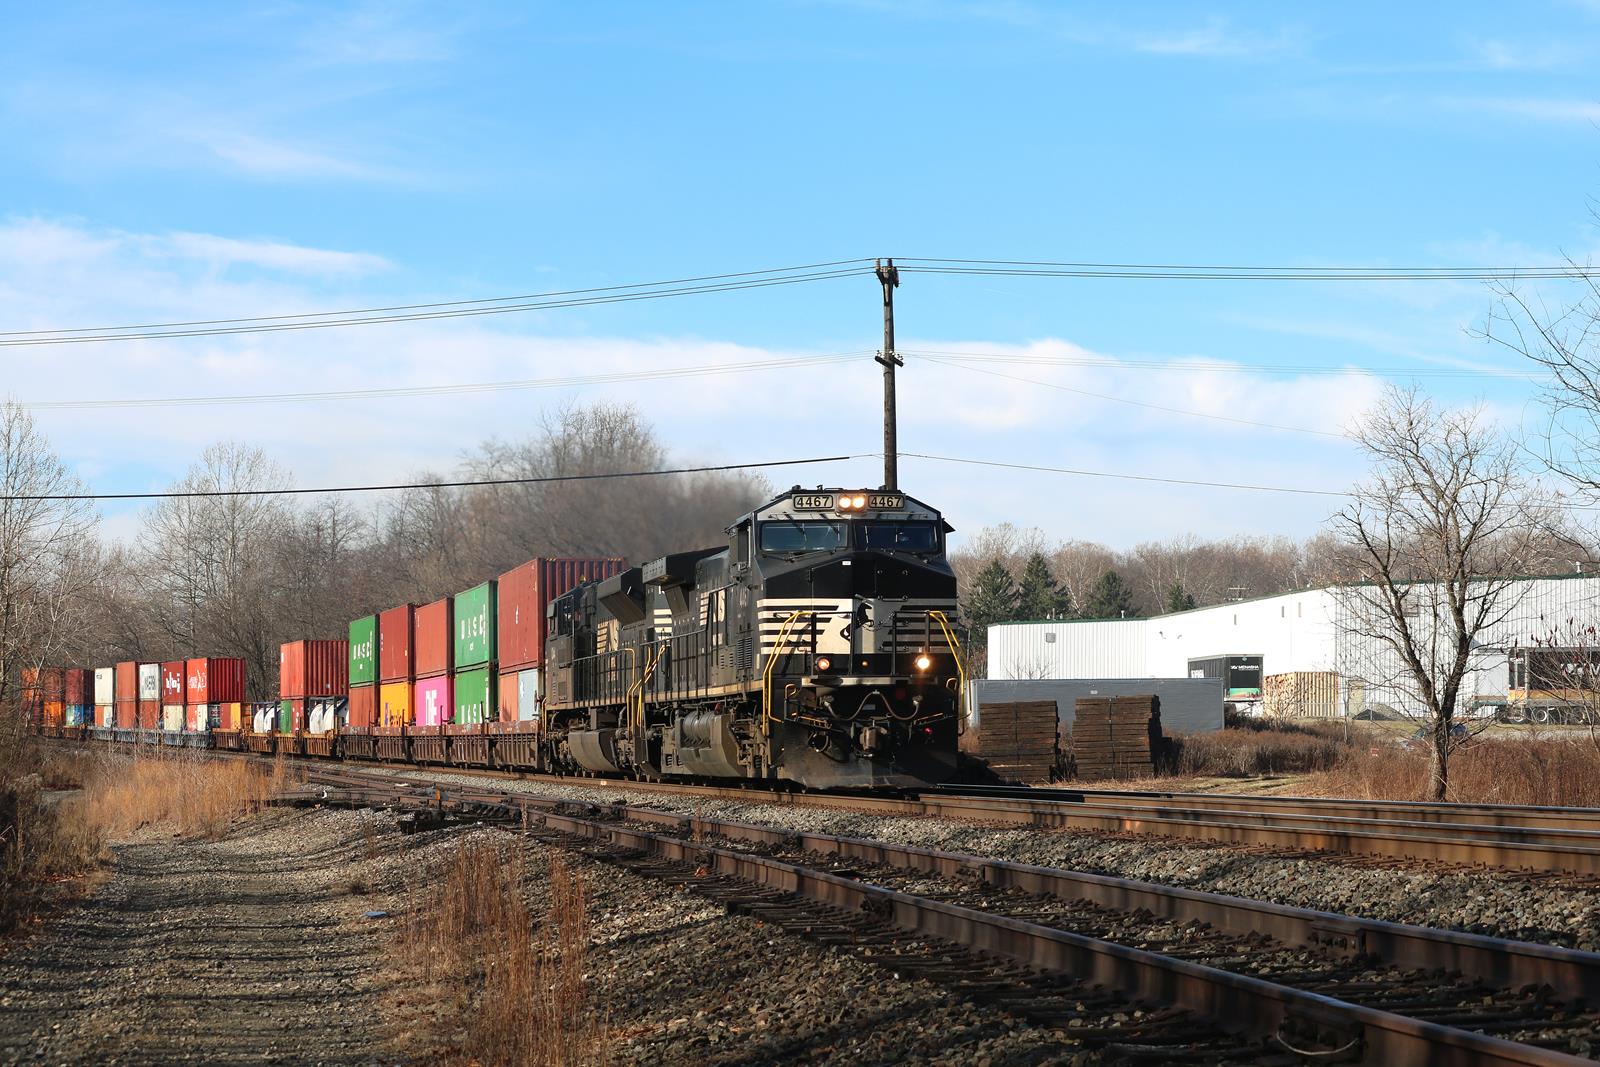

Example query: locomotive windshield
[760,520,847,553]
[860,522,939,553]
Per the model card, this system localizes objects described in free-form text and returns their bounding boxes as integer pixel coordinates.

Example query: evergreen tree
[1165,581,1197,612]
[964,559,1020,633]
[1084,568,1137,618]
[1017,552,1071,619]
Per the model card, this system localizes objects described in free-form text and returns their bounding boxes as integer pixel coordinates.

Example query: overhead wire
[907,348,1539,380]
[894,257,1596,281]
[3,454,867,502]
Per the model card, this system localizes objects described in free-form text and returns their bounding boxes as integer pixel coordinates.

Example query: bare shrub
[1167,727,1349,777]
[1309,736,1600,806]
[400,838,607,1066]
[0,726,104,932]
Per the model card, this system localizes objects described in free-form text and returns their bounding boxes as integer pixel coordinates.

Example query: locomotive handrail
[762,609,812,739]
[928,609,969,731]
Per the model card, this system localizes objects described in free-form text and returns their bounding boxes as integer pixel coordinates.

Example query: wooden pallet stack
[1071,695,1161,780]
[974,700,1060,784]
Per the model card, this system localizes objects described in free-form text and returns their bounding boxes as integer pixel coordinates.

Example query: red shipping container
[498,557,626,672]
[379,604,415,682]
[160,662,186,705]
[279,639,349,699]
[349,683,376,729]
[65,668,90,706]
[115,661,137,705]
[115,702,136,729]
[414,597,453,678]
[497,671,519,722]
[138,700,159,729]
[34,667,66,702]
[186,657,246,705]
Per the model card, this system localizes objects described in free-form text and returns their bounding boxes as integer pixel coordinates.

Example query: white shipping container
[138,663,160,702]
[96,705,113,728]
[518,669,539,721]
[161,705,183,732]
[93,667,115,705]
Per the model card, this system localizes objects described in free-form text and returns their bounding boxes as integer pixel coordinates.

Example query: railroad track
[283,763,1600,1065]
[47,734,1600,877]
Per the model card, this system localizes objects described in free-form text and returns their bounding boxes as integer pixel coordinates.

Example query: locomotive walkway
[0,812,399,1066]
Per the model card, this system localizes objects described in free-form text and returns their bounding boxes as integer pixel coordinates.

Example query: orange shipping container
[349,683,376,729]
[379,681,411,728]
[497,557,626,672]
[497,672,519,722]
[379,605,415,682]
[43,701,64,727]
[414,597,452,678]
[114,702,136,729]
[219,703,243,731]
[137,700,159,729]
[279,639,349,699]
[115,661,137,706]
[186,657,246,704]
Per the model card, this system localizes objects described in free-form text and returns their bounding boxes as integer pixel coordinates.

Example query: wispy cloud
[157,233,392,277]
[200,130,401,182]
[1135,17,1301,59]
[1448,95,1600,123]
[1468,38,1584,71]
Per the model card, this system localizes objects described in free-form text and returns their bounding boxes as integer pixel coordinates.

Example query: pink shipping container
[414,597,452,678]
[379,605,415,682]
[414,675,452,727]
[498,557,626,672]
[279,640,349,699]
[186,657,246,705]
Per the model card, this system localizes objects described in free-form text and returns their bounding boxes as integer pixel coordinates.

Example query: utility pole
[875,258,901,490]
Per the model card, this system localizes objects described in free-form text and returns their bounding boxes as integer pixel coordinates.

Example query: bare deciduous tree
[1329,386,1551,799]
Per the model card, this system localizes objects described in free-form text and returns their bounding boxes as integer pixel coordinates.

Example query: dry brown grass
[0,724,105,933]
[399,837,608,1066]
[1165,723,1351,777]
[1307,735,1600,806]
[82,750,292,840]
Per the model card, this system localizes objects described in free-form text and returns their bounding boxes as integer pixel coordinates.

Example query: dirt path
[0,811,401,1066]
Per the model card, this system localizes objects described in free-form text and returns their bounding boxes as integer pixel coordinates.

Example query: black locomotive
[542,486,964,788]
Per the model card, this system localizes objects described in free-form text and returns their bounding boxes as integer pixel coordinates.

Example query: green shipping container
[453,667,496,725]
[453,582,497,669]
[349,615,378,685]
[278,700,292,734]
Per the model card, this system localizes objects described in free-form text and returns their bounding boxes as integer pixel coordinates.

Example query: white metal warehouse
[986,575,1600,718]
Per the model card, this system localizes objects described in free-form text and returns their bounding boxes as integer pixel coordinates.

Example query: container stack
[378,605,413,730]
[186,657,245,743]
[93,666,115,729]
[22,668,65,730]
[413,597,451,729]
[973,700,1060,784]
[65,668,90,728]
[114,661,137,731]
[494,557,625,727]
[348,616,378,730]
[452,580,496,730]
[279,639,349,734]
[160,661,186,734]
[137,663,160,731]
[1070,695,1162,780]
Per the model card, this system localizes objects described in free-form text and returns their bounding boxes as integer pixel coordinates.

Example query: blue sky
[3,1,1599,546]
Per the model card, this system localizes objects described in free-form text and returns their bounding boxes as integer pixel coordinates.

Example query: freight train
[28,487,967,790]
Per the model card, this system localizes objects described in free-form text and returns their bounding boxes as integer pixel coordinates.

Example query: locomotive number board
[790,492,907,511]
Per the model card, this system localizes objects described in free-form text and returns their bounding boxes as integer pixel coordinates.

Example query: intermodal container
[138,663,160,703]
[278,698,299,733]
[186,657,246,704]
[453,667,495,725]
[43,701,64,727]
[379,605,415,682]
[379,681,411,728]
[219,703,243,731]
[414,675,451,727]
[349,616,377,686]
[94,667,115,706]
[32,667,66,702]
[115,661,137,705]
[349,683,375,729]
[65,705,87,728]
[98,705,115,728]
[160,662,186,706]
[65,668,90,706]
[161,705,183,732]
[497,671,519,721]
[518,669,539,722]
[114,702,136,729]
[137,700,159,729]
[280,639,349,699]
[498,557,626,671]
[414,597,452,678]
[186,705,214,732]
[453,582,496,670]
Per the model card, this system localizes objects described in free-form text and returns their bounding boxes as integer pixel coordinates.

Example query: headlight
[816,656,832,671]
[852,494,867,508]
[915,654,931,671]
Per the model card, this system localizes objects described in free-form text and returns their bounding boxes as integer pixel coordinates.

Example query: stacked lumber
[1072,695,1161,780]
[975,700,1059,784]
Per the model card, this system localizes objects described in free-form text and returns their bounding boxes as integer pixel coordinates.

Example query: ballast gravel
[391,769,1600,951]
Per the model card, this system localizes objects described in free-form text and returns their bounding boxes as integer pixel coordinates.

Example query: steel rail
[289,766,1596,1066]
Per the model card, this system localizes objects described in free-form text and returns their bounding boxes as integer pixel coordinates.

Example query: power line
[0,266,873,347]
[907,348,1539,380]
[915,354,1350,440]
[0,258,875,337]
[11,454,864,502]
[895,257,1595,281]
[22,352,871,410]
